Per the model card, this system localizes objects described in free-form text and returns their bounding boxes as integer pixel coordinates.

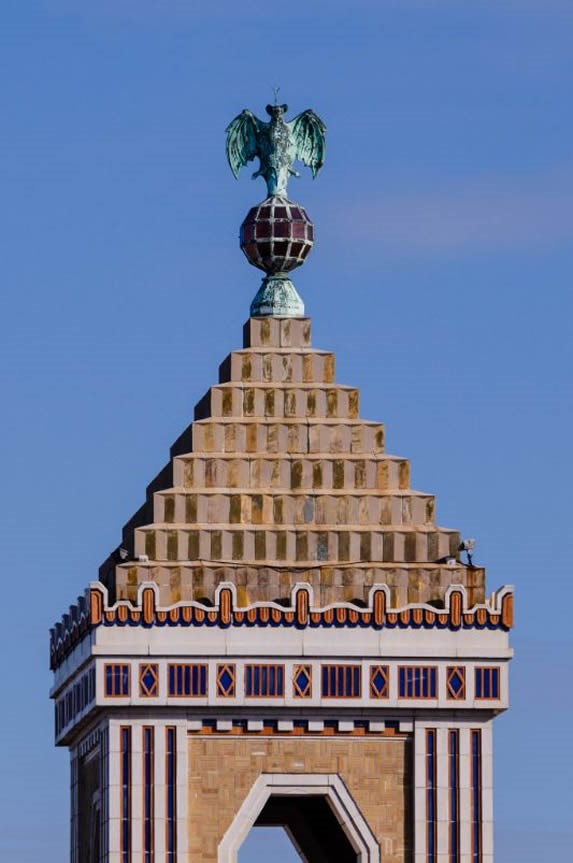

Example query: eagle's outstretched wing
[289,109,326,178]
[226,110,261,179]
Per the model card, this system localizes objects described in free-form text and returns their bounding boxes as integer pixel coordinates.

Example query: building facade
[51,317,512,863]
[50,107,512,862]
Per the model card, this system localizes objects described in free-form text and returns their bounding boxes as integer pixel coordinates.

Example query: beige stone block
[224,350,338,385]
[243,316,312,349]
[188,736,411,863]
[279,317,312,347]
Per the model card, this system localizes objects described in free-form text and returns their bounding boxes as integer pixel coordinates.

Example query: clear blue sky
[1,2,572,861]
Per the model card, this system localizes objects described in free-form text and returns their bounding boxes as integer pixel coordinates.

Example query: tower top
[226,102,327,318]
[226,103,326,198]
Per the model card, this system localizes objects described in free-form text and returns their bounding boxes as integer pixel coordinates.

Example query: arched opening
[219,773,380,863]
[239,826,300,862]
[239,794,358,862]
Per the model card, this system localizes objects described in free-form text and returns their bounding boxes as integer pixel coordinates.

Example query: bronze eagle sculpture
[226,103,326,198]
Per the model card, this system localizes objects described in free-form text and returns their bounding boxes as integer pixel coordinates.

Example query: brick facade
[188,735,411,863]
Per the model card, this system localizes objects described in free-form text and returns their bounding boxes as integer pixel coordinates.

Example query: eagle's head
[266,103,288,121]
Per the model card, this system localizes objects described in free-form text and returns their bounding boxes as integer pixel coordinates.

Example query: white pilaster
[176,722,189,861]
[413,720,427,863]
[436,727,449,862]
[100,724,110,863]
[459,727,472,861]
[482,721,494,863]
[131,722,143,860]
[154,724,166,861]
[70,749,78,863]
[107,722,122,863]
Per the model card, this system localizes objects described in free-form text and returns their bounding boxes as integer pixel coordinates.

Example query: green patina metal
[249,275,304,318]
[226,104,326,198]
[226,100,326,318]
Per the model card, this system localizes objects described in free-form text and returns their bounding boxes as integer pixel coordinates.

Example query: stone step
[173,453,408,491]
[218,349,336,385]
[113,560,484,608]
[134,525,459,565]
[193,383,360,421]
[154,489,435,527]
[188,419,385,455]
[243,316,312,349]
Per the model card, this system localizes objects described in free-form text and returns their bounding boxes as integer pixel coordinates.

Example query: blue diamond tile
[141,668,156,692]
[449,670,464,695]
[295,669,310,693]
[372,670,386,694]
[219,670,233,692]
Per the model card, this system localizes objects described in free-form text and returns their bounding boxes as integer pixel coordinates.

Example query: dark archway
[253,794,358,863]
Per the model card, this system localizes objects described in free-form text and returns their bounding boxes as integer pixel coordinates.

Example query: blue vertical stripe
[353,665,360,696]
[167,664,207,696]
[471,730,482,862]
[329,665,336,695]
[430,669,437,698]
[143,727,154,863]
[320,665,361,697]
[166,727,177,862]
[427,730,437,863]
[399,666,439,699]
[449,731,459,863]
[475,667,501,699]
[120,727,131,863]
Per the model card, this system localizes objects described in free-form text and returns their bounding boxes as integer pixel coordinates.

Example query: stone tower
[50,107,513,863]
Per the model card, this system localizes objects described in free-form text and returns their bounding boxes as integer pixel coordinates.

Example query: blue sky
[1,1,572,860]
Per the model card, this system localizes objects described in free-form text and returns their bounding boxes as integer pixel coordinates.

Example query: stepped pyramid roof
[99,315,485,611]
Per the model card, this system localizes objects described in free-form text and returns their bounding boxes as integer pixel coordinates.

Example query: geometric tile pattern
[167,664,208,697]
[321,664,362,698]
[475,666,500,699]
[293,665,312,698]
[370,665,390,699]
[240,196,314,275]
[446,666,466,700]
[51,583,514,669]
[398,666,437,699]
[139,663,159,698]
[245,664,284,697]
[104,663,130,697]
[216,664,236,697]
[57,660,504,737]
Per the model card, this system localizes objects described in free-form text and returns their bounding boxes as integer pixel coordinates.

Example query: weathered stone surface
[112,561,485,607]
[101,317,479,606]
[243,317,312,349]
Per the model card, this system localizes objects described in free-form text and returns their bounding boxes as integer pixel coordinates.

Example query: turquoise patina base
[250,275,305,317]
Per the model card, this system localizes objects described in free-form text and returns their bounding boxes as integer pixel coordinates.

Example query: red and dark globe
[240,196,314,275]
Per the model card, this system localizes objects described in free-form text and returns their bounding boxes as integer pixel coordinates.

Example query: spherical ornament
[240,196,314,275]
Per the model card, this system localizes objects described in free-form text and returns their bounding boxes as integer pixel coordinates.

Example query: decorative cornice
[50,593,92,670]
[50,581,514,671]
